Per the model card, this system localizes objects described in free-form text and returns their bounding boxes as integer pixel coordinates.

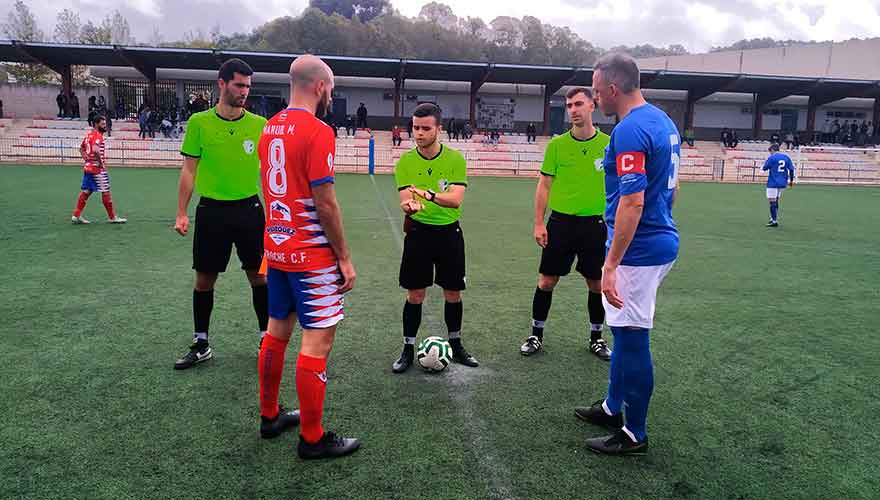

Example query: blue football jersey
[763,152,795,188]
[603,103,680,267]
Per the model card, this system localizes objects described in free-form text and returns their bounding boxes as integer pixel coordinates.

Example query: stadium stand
[1,117,878,185]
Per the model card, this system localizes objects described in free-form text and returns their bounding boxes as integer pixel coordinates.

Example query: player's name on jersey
[264,124,296,135]
[265,250,311,265]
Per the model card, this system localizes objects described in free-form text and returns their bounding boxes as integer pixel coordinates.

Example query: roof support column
[393,77,402,124]
[542,85,553,136]
[752,94,764,140]
[806,95,818,142]
[470,64,493,128]
[874,98,880,133]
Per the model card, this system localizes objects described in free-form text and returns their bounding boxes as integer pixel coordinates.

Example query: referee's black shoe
[574,399,623,430]
[174,341,212,370]
[586,430,648,456]
[589,338,612,361]
[451,347,479,367]
[392,346,414,373]
[260,406,300,439]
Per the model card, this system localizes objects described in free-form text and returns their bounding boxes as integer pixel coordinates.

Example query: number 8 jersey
[258,108,338,272]
[602,103,680,267]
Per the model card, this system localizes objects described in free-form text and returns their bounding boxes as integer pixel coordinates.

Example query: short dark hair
[566,87,593,100]
[412,102,442,125]
[594,52,641,94]
[769,143,781,152]
[93,114,107,124]
[218,58,254,82]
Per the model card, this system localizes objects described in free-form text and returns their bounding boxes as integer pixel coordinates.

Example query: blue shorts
[81,171,110,193]
[267,265,344,329]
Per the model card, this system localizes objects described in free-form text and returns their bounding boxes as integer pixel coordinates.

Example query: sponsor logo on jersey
[266,225,296,235]
[269,233,291,245]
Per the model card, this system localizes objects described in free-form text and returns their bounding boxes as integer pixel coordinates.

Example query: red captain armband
[616,152,646,176]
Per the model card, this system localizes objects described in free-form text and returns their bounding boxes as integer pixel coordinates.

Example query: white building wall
[0,83,110,118]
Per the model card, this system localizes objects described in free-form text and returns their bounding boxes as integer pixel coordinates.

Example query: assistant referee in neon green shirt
[519,87,612,361]
[172,59,269,370]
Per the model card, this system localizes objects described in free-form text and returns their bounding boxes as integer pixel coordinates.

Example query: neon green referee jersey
[540,130,609,216]
[394,145,468,226]
[180,108,267,200]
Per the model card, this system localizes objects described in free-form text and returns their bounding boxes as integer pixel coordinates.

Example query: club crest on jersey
[327,153,334,171]
[268,233,291,245]
[438,178,449,191]
[243,140,255,155]
[594,158,604,171]
[269,200,292,221]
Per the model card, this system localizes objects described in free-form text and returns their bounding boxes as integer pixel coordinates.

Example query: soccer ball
[417,336,452,373]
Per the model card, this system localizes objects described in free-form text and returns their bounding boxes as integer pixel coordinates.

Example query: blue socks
[604,326,654,442]
[770,200,779,221]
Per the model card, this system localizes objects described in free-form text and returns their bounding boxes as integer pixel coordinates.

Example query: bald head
[290,55,333,90]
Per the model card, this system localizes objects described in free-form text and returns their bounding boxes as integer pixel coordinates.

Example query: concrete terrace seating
[2,119,878,184]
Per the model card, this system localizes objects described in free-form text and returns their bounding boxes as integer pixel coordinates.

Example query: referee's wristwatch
[427,189,437,202]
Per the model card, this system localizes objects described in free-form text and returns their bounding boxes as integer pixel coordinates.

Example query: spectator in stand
[831,119,840,143]
[138,106,150,139]
[851,121,859,141]
[463,121,472,140]
[683,127,695,147]
[730,130,739,149]
[481,130,490,144]
[356,102,368,129]
[769,131,780,145]
[392,124,403,146]
[0,99,4,119]
[720,127,730,148]
[407,117,413,138]
[57,91,67,118]
[490,129,500,145]
[783,130,794,149]
[868,121,875,143]
[70,92,81,119]
[452,118,461,141]
[820,119,831,143]
[87,96,98,126]
[838,120,848,143]
[526,122,537,143]
[97,95,106,110]
[447,117,455,141]
[345,115,355,136]
[116,98,125,120]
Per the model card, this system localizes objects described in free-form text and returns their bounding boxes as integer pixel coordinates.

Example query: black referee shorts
[193,195,265,273]
[539,211,606,280]
[399,219,466,291]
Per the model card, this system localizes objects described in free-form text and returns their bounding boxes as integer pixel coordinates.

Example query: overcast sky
[9,0,880,53]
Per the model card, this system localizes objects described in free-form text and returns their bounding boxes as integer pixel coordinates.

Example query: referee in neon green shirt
[520,87,612,360]
[391,103,478,373]
[172,59,269,369]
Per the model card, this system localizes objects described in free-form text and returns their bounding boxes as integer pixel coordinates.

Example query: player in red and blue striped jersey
[762,143,795,227]
[71,115,126,224]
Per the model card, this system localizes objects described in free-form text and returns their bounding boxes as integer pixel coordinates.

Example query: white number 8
[267,138,287,197]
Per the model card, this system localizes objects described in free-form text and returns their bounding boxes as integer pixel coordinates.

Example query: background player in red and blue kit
[762,143,795,227]
[257,55,360,460]
[71,115,126,224]
[575,53,679,456]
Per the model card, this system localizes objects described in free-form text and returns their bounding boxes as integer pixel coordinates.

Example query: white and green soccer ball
[416,336,452,373]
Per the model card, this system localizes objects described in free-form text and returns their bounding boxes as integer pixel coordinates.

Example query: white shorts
[766,187,785,199]
[602,262,675,329]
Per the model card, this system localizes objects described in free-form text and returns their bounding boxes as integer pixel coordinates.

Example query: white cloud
[4,0,879,52]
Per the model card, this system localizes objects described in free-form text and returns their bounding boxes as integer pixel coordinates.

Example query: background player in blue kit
[762,143,795,227]
[574,53,680,456]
